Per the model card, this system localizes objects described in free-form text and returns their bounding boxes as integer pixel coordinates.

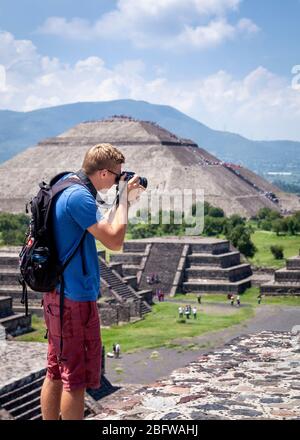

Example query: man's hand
[120,173,144,192]
[120,173,145,204]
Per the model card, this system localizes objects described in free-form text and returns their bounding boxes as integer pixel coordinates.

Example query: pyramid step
[0,255,20,267]
[275,268,300,282]
[123,276,138,289]
[10,395,41,418]
[108,262,123,276]
[0,296,13,318]
[0,266,19,273]
[185,263,252,282]
[2,387,41,412]
[110,253,144,265]
[13,304,44,318]
[123,242,148,253]
[189,240,230,255]
[0,313,31,336]
[260,281,300,296]
[0,271,21,284]
[183,277,252,294]
[14,402,41,420]
[187,251,240,268]
[30,413,43,420]
[0,376,45,406]
[0,285,42,300]
[116,293,133,299]
[286,256,300,270]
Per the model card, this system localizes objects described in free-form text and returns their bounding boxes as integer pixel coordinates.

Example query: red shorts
[43,290,102,391]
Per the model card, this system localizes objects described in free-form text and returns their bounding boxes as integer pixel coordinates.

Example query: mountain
[0,99,299,179]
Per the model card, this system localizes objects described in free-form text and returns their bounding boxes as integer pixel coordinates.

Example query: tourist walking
[185,305,190,319]
[192,306,197,319]
[197,294,202,304]
[158,289,162,302]
[230,295,235,306]
[178,306,183,319]
[115,343,121,359]
[237,295,241,307]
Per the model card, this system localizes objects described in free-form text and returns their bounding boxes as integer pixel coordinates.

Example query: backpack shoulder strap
[51,176,86,197]
[49,171,73,186]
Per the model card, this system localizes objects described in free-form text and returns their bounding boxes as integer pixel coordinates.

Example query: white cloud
[237,18,260,34]
[187,67,300,140]
[37,0,258,50]
[1,31,300,141]
[37,17,92,41]
[176,19,236,49]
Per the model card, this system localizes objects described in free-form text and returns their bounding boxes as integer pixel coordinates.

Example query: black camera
[120,171,148,189]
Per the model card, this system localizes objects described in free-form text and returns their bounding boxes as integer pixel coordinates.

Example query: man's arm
[88,175,142,251]
[87,199,129,251]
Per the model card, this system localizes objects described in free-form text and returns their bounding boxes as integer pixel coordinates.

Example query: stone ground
[89,331,300,420]
[0,341,47,390]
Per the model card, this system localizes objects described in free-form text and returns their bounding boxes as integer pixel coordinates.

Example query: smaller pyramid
[261,251,300,296]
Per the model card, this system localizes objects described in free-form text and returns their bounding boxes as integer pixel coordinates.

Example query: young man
[40,143,144,420]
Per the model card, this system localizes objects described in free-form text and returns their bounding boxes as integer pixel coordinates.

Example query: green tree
[0,212,29,246]
[260,219,272,231]
[237,235,256,258]
[272,219,285,236]
[225,224,256,258]
[208,206,225,218]
[257,207,273,220]
[203,216,225,236]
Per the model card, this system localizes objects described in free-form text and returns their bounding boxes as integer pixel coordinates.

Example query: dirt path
[104,304,300,385]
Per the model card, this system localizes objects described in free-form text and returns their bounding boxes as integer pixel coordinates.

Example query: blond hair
[82,143,125,175]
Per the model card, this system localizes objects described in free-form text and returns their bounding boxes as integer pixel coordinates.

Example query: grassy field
[18,285,300,351]
[216,229,300,269]
[249,230,300,268]
[15,298,254,352]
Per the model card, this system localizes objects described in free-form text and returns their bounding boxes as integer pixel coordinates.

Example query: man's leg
[60,387,86,420]
[41,377,63,420]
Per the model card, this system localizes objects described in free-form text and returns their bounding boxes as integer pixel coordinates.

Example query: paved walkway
[90,330,300,420]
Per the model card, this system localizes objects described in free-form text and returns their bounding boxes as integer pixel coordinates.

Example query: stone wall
[98,300,142,327]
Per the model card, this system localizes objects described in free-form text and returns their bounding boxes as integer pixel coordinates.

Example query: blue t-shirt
[52,173,103,301]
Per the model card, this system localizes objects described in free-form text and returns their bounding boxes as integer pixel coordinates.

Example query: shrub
[270,245,284,260]
[0,212,29,246]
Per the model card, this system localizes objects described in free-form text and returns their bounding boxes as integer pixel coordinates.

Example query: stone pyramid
[0,116,297,216]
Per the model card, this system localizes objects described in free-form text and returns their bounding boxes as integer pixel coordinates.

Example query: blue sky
[0,0,299,140]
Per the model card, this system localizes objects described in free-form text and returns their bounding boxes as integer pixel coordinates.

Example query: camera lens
[139,177,148,189]
[120,171,147,188]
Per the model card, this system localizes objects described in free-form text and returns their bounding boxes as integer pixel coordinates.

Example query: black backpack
[18,169,98,361]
